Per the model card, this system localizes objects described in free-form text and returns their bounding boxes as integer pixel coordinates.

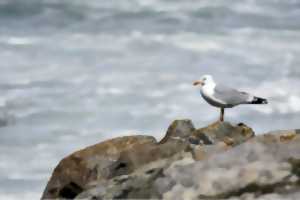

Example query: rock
[159,119,195,144]
[75,161,166,200]
[155,130,300,200]
[42,128,191,199]
[42,135,157,199]
[160,120,254,161]
[191,142,230,161]
[42,119,300,200]
[190,121,255,146]
[76,152,193,200]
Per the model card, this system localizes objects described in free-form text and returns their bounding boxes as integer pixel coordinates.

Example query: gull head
[193,74,214,87]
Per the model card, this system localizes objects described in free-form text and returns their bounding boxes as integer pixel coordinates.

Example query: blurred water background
[1,0,300,199]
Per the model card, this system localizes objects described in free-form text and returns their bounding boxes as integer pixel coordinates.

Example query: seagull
[193,75,268,121]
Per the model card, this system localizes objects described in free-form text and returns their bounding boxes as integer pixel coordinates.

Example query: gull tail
[249,96,268,104]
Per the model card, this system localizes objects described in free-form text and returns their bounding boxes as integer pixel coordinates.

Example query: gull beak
[193,80,204,86]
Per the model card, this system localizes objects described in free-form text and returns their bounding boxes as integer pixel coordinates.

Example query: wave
[1,0,299,35]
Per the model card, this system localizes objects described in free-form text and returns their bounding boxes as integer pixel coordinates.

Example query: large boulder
[41,120,264,199]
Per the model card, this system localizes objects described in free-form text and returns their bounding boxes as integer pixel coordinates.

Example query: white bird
[193,75,268,121]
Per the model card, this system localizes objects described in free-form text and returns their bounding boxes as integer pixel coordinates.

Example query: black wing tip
[251,97,268,104]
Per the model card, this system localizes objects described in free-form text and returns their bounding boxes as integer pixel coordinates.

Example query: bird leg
[220,108,225,122]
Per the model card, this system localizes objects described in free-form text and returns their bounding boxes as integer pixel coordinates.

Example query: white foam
[0,98,6,107]
[80,31,224,53]
[138,0,223,12]
[157,32,223,52]
[243,79,300,114]
[6,37,37,46]
[146,90,167,98]
[0,192,40,200]
[232,1,269,15]
[96,87,126,96]
[276,95,300,114]
[177,83,193,91]
[288,95,300,112]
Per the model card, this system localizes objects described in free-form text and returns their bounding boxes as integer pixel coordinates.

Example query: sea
[1,0,300,199]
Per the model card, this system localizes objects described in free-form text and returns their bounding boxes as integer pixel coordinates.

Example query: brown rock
[280,132,297,142]
[41,135,157,199]
[190,121,255,146]
[42,130,191,199]
[41,119,260,199]
[253,130,299,145]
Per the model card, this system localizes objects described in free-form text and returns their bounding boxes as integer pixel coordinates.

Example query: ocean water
[1,0,300,199]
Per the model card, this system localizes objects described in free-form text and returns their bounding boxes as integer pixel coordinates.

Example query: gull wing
[213,84,251,106]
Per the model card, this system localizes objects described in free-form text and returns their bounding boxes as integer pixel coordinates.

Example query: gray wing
[213,84,251,105]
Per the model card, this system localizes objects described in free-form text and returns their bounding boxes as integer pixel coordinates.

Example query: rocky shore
[41,120,300,200]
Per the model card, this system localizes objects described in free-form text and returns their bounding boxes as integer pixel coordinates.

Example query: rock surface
[42,135,157,199]
[41,120,300,200]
